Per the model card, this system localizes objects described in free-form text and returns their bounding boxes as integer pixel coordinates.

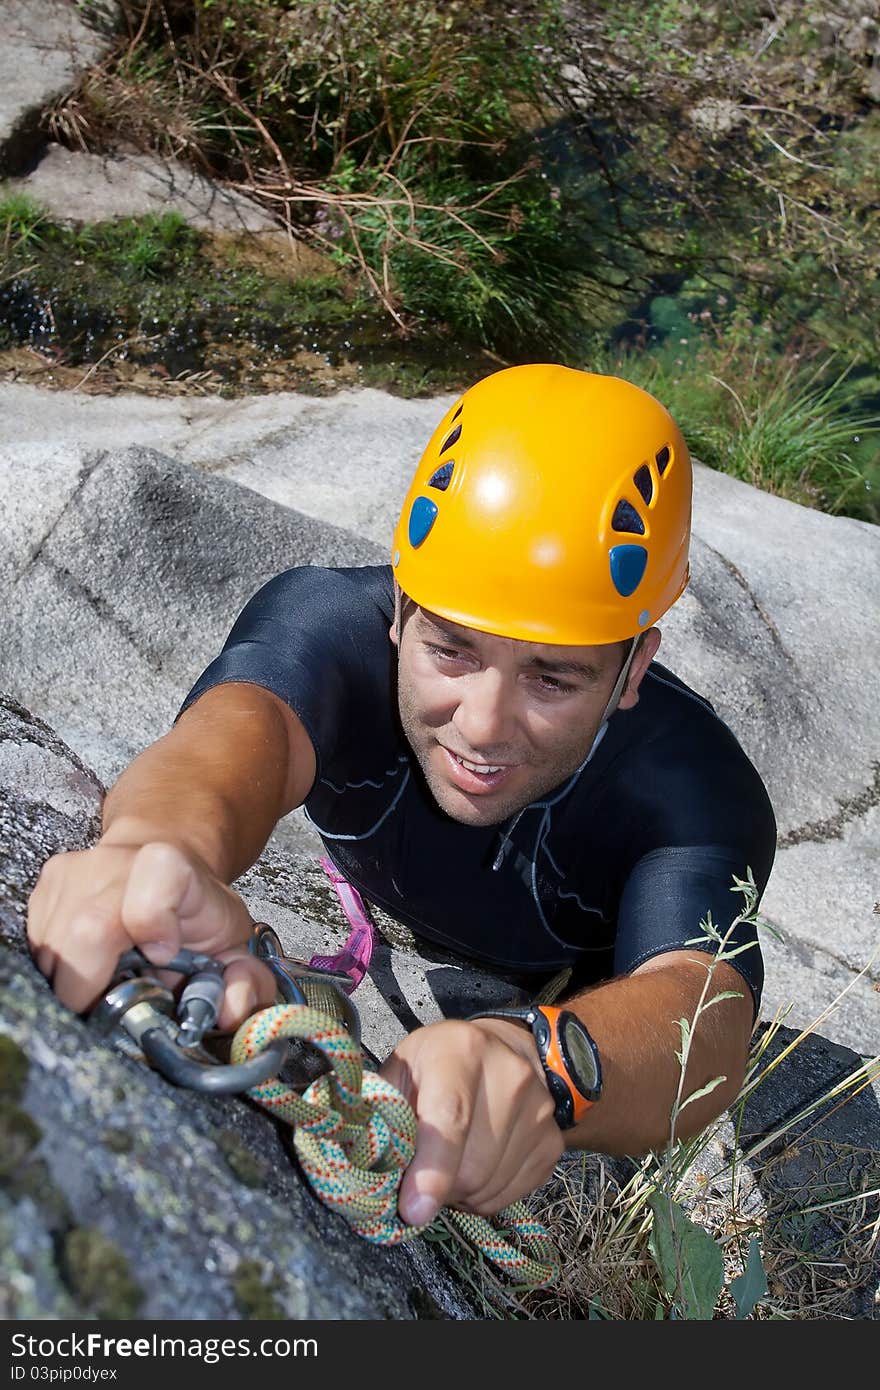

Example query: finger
[395,1080,475,1227]
[124,843,255,967]
[464,1129,563,1215]
[49,894,132,1014]
[119,843,195,962]
[35,944,58,982]
[215,953,277,1031]
[26,852,68,953]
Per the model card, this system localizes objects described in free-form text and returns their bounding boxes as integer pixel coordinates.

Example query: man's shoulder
[583,657,777,859]
[639,660,719,719]
[608,658,767,781]
[255,563,395,623]
[179,563,396,738]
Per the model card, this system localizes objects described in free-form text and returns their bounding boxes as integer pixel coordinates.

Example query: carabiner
[93,948,287,1094]
[250,923,362,1041]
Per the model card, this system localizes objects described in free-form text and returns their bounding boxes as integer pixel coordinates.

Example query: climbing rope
[231,1002,560,1288]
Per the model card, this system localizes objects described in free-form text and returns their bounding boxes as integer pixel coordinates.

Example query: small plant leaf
[677,1074,727,1112]
[729,1236,768,1319]
[760,921,785,941]
[719,940,762,959]
[699,990,744,1009]
[648,1192,725,1320]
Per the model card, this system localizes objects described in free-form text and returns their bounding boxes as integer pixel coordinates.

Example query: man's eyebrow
[525,656,603,682]
[417,612,477,646]
[417,611,604,681]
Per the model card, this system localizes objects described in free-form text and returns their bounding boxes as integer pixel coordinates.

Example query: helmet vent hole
[428,461,455,491]
[656,445,671,475]
[633,465,653,505]
[452,404,463,422]
[440,423,462,454]
[611,499,645,535]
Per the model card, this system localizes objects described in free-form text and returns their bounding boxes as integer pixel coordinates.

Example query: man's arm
[101,682,314,878]
[557,951,751,1152]
[381,949,753,1225]
[27,682,316,1024]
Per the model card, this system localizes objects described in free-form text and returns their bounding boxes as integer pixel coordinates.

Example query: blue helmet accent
[408,496,439,548]
[609,544,648,597]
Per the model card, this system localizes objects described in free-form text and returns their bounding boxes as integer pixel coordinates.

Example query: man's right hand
[26,840,277,1030]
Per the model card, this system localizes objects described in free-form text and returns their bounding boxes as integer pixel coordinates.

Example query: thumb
[119,842,199,963]
[392,1074,473,1227]
[397,1122,461,1228]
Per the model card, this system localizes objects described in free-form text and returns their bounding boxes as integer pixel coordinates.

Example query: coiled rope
[231,1002,559,1287]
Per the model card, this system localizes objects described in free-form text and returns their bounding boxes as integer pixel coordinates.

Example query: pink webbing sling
[308,856,377,991]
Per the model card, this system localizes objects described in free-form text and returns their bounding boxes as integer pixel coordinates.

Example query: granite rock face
[15,143,279,233]
[0,696,480,1321]
[0,2,116,177]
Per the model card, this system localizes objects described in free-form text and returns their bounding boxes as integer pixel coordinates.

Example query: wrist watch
[468,1004,602,1130]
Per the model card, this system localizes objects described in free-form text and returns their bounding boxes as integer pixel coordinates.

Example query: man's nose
[452,668,516,750]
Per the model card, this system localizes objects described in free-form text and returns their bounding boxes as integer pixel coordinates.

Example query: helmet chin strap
[591,634,640,749]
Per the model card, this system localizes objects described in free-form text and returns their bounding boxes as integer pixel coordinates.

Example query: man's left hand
[379,1017,564,1226]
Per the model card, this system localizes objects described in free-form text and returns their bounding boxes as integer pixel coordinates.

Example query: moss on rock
[0,1100,42,1180]
[0,1033,29,1100]
[232,1258,285,1320]
[213,1128,271,1188]
[61,1228,143,1319]
[101,1127,134,1154]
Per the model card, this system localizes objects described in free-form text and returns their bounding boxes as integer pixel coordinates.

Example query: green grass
[0,189,48,254]
[0,198,487,395]
[94,210,195,279]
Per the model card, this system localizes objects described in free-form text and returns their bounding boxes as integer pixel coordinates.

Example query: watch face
[561,1014,600,1096]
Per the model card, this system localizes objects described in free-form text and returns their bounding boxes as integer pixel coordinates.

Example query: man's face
[392,599,657,828]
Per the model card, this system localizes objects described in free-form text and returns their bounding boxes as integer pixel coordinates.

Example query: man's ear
[617,628,661,711]
[389,583,402,648]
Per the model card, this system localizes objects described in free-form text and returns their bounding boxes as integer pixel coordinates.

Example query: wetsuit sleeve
[175,565,394,786]
[613,844,768,1016]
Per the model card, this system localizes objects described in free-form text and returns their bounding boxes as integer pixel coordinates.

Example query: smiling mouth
[436,746,521,800]
[451,753,507,774]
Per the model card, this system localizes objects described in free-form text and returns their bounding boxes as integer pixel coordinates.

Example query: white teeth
[455,755,504,775]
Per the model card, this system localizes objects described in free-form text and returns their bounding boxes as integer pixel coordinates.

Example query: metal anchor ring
[93,950,287,1094]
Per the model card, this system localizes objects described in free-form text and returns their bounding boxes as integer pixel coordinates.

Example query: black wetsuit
[180,565,776,1011]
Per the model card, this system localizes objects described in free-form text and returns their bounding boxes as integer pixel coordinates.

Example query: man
[27,364,776,1231]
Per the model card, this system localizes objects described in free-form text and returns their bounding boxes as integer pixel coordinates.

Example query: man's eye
[535,675,575,695]
[426,643,465,662]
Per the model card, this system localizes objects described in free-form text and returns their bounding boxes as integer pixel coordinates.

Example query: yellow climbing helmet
[391,363,692,645]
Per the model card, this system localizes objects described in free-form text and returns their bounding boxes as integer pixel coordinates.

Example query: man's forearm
[562,953,754,1157]
[100,685,295,883]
